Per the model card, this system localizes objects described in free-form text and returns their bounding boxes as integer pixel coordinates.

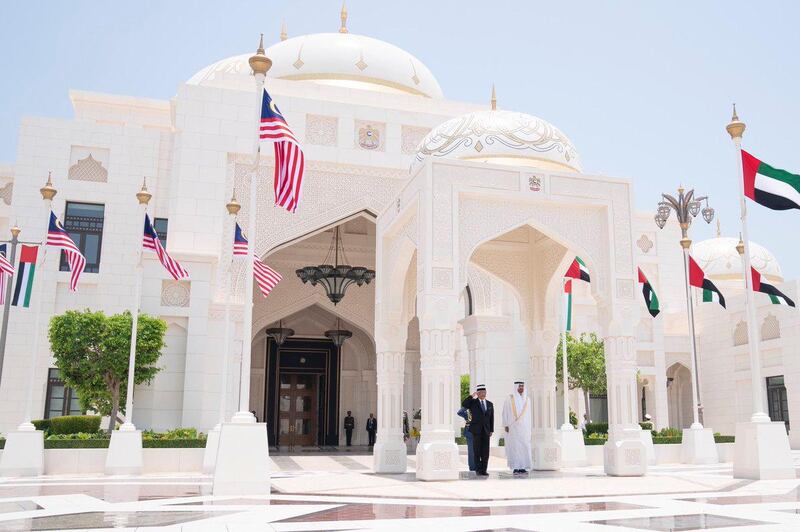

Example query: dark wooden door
[278,373,318,446]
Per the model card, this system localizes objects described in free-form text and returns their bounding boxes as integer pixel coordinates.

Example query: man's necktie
[481,400,486,413]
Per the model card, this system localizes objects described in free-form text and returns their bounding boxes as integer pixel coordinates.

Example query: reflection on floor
[0,455,797,530]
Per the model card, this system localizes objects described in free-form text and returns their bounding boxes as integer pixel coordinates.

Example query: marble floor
[0,452,799,531]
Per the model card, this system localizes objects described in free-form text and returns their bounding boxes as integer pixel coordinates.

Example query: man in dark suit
[344,411,355,446]
[461,384,493,476]
[366,413,377,447]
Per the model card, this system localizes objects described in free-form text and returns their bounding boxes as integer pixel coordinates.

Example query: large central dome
[188,33,443,98]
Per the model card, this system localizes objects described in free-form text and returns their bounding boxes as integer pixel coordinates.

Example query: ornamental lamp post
[653,186,714,430]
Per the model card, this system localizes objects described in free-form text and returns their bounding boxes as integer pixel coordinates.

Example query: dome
[188,33,443,98]
[412,109,582,173]
[693,236,783,283]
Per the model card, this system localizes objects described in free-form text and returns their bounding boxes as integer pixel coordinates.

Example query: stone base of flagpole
[680,426,718,465]
[0,429,44,477]
[640,429,656,465]
[604,427,647,476]
[212,422,270,496]
[415,436,459,481]
[373,436,407,473]
[532,429,561,471]
[558,426,587,467]
[202,424,222,474]
[733,421,795,480]
[105,424,143,475]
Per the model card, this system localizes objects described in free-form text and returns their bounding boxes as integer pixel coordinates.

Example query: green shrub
[46,432,107,440]
[714,435,735,443]
[569,409,578,428]
[658,427,682,438]
[639,421,653,431]
[584,422,608,435]
[652,436,682,444]
[587,432,607,440]
[142,439,206,448]
[143,428,203,440]
[454,436,467,445]
[498,438,505,447]
[584,437,607,446]
[44,439,109,449]
[48,415,101,435]
[0,439,5,449]
[32,419,51,433]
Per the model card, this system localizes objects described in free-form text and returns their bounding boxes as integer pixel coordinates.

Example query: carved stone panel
[68,154,108,182]
[161,280,191,307]
[401,126,430,155]
[305,114,338,147]
[0,182,12,205]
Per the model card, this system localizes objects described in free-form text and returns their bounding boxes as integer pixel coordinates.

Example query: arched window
[761,314,781,341]
[733,320,748,346]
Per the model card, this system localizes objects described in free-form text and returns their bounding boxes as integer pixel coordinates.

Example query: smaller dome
[693,237,783,283]
[412,109,581,173]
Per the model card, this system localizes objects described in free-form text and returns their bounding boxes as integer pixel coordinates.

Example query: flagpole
[232,34,270,424]
[680,243,702,429]
[220,194,241,425]
[0,225,21,385]
[726,108,770,423]
[119,179,152,431]
[560,277,571,429]
[17,178,57,430]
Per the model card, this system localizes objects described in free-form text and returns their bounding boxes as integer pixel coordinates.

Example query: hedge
[39,439,207,449]
[48,416,102,435]
[714,435,735,443]
[584,438,606,446]
[652,436,682,444]
[584,422,608,435]
[32,419,51,432]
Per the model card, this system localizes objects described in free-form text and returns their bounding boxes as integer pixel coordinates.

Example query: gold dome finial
[136,177,152,205]
[226,188,241,216]
[280,21,287,41]
[249,33,273,76]
[339,1,348,33]
[10,225,20,239]
[40,171,57,201]
[726,102,746,139]
[490,84,497,111]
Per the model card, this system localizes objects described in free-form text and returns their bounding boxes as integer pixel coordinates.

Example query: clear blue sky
[3,1,799,278]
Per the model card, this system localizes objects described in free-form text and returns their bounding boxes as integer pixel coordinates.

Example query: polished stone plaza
[0,451,799,530]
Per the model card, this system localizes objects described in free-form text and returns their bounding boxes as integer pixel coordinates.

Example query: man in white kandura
[502,381,532,475]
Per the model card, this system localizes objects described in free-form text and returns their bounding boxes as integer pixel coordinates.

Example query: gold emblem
[358,125,380,150]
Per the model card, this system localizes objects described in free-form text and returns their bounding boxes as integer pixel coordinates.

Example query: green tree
[555,332,606,422]
[460,374,470,399]
[48,309,167,433]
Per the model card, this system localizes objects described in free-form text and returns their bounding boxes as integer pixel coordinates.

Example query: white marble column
[603,333,647,476]
[373,350,407,473]
[416,324,460,480]
[530,329,562,470]
[460,316,487,393]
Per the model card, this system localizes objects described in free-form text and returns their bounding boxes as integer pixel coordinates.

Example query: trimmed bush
[45,439,109,449]
[48,415,102,435]
[143,439,206,448]
[584,438,606,446]
[0,439,5,449]
[657,427,682,438]
[32,419,51,432]
[639,421,653,431]
[714,435,735,443]
[584,422,608,435]
[142,428,202,440]
[454,436,467,445]
[652,436,682,444]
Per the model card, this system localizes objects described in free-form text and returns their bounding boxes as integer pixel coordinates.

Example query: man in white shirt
[502,381,533,474]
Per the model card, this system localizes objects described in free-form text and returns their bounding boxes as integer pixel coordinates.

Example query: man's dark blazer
[461,395,494,435]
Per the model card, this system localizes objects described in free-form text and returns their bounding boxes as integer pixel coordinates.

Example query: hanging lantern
[265,319,295,346]
[324,318,352,347]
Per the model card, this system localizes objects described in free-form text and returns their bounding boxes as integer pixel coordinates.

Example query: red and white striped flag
[46,211,86,291]
[253,258,281,298]
[233,222,249,256]
[259,88,305,213]
[143,214,189,280]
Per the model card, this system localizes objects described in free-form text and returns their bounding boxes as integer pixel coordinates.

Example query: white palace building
[0,12,798,478]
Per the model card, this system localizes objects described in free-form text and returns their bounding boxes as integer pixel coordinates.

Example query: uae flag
[563,279,573,332]
[637,268,660,317]
[688,255,726,308]
[565,256,590,282]
[751,266,795,307]
[742,150,800,211]
[12,245,38,308]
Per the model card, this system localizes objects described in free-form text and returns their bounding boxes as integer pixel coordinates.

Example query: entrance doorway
[279,374,318,447]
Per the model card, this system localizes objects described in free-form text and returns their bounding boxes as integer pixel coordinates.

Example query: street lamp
[654,186,714,429]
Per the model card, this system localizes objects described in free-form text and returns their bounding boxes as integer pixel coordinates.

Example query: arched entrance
[667,363,693,429]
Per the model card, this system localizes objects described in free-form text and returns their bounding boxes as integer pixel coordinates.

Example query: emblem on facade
[528,175,542,192]
[358,125,380,150]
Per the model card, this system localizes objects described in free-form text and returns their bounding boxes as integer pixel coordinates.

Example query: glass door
[278,373,318,447]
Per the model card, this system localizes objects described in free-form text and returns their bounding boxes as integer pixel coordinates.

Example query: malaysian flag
[0,244,13,305]
[143,214,189,280]
[46,211,86,291]
[253,259,281,298]
[233,223,249,256]
[259,88,305,213]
